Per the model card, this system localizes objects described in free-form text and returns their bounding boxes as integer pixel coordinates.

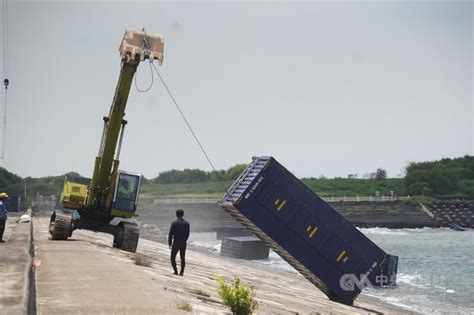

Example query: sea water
[360,228,474,314]
[189,228,474,314]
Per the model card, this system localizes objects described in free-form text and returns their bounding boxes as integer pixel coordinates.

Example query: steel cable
[1,0,8,159]
[151,63,227,190]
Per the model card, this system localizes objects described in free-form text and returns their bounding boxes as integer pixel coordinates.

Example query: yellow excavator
[49,29,164,252]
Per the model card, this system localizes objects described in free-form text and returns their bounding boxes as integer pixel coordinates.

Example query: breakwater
[333,200,438,228]
[424,200,474,228]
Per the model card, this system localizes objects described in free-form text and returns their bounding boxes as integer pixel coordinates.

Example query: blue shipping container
[219,156,398,305]
[4,196,20,212]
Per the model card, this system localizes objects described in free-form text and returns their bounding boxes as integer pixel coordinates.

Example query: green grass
[139,178,407,200]
[301,178,406,197]
[402,195,433,205]
[139,180,233,200]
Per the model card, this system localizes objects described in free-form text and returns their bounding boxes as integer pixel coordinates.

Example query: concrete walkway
[32,216,415,315]
[33,216,194,314]
[0,216,32,315]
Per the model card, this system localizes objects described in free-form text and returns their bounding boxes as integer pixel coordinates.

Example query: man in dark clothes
[0,192,8,243]
[168,209,190,276]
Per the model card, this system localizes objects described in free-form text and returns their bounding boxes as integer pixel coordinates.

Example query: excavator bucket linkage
[119,28,164,64]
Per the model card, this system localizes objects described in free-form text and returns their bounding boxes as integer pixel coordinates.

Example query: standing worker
[117,178,134,199]
[0,192,8,243]
[168,209,190,276]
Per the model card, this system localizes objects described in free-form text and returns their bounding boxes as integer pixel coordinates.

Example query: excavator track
[49,212,72,240]
[117,222,139,253]
[113,228,124,249]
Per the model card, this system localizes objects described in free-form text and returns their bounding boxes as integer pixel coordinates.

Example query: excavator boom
[52,29,164,253]
[88,29,164,210]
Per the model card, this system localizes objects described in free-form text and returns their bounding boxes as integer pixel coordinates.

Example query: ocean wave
[396,273,430,289]
[252,251,297,273]
[358,227,410,235]
[365,289,470,315]
[362,292,419,312]
[379,297,418,311]
[403,227,454,233]
[357,227,455,236]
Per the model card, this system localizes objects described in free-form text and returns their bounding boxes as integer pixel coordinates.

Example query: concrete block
[216,227,253,240]
[220,236,269,260]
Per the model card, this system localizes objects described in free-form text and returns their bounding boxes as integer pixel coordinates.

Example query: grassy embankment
[139,180,233,200]
[0,166,410,203]
[139,178,406,201]
[3,155,473,205]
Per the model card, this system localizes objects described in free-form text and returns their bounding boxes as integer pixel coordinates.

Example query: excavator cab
[111,171,141,218]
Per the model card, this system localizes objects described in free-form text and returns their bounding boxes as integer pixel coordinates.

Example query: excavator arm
[60,29,164,214]
[51,28,164,252]
[88,29,164,210]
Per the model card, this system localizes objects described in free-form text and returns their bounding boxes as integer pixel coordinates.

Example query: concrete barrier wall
[136,201,439,241]
[332,201,439,228]
[136,203,244,242]
[0,217,32,314]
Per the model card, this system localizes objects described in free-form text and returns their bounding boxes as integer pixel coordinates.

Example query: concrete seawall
[332,201,439,228]
[136,200,439,240]
[30,217,413,314]
[0,210,416,314]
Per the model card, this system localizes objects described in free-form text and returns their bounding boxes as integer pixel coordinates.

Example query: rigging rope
[134,27,154,93]
[2,0,7,77]
[134,30,226,188]
[1,0,8,160]
[134,60,154,93]
[1,87,7,159]
[151,62,227,190]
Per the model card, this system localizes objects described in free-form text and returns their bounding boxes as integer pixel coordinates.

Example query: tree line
[151,164,248,184]
[1,155,473,200]
[405,155,474,197]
